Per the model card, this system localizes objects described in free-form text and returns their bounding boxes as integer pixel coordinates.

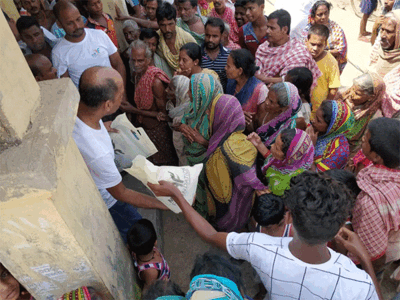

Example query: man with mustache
[201,17,231,91]
[176,0,208,45]
[21,0,56,31]
[155,2,196,71]
[369,11,400,77]
[51,0,126,88]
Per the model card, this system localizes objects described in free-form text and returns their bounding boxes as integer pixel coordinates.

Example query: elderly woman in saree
[382,64,400,117]
[166,75,191,166]
[253,82,302,148]
[225,49,269,131]
[335,72,385,155]
[302,0,348,73]
[306,100,355,172]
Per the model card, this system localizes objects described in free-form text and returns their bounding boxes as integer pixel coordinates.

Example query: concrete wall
[0,11,40,151]
[0,0,19,20]
[0,79,136,299]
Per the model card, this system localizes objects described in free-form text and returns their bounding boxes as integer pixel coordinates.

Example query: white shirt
[297,102,312,124]
[52,28,117,87]
[227,232,379,300]
[72,118,121,209]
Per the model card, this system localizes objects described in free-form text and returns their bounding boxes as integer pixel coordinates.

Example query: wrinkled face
[37,57,58,81]
[59,7,85,38]
[266,18,286,44]
[235,6,248,28]
[85,0,103,16]
[179,49,196,72]
[213,0,226,10]
[22,0,41,15]
[205,25,222,50]
[20,25,46,52]
[158,18,176,39]
[348,84,372,106]
[225,55,242,79]
[166,81,176,101]
[245,2,263,23]
[314,5,330,25]
[0,264,20,300]
[123,27,139,45]
[145,0,158,20]
[381,18,397,50]
[306,34,327,59]
[131,48,150,74]
[312,107,329,134]
[384,0,395,11]
[143,37,158,54]
[271,134,286,161]
[261,90,281,113]
[177,1,197,22]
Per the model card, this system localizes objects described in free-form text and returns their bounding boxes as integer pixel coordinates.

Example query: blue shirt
[201,43,230,91]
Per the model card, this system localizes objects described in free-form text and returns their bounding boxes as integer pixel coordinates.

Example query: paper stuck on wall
[124,155,203,213]
[110,113,158,161]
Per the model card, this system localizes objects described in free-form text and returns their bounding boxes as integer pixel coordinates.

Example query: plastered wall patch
[31,264,68,283]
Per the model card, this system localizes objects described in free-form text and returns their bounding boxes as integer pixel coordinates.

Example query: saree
[176,15,208,45]
[198,0,214,16]
[341,72,385,153]
[156,26,197,71]
[181,73,223,166]
[369,10,400,77]
[256,82,302,147]
[314,100,355,171]
[262,129,314,196]
[57,287,91,300]
[226,76,268,114]
[187,275,244,300]
[382,64,400,117]
[198,95,266,231]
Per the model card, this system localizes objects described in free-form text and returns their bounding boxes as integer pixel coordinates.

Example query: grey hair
[130,39,153,59]
[122,19,140,31]
[224,22,230,34]
[270,82,290,107]
[353,73,374,95]
[384,11,400,23]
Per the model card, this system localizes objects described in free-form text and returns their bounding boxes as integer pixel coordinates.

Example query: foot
[359,31,372,37]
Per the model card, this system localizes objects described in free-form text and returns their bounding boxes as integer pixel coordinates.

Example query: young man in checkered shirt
[149,172,382,300]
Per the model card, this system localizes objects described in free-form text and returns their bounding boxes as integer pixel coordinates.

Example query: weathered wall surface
[0,12,40,151]
[0,79,136,299]
[0,0,19,20]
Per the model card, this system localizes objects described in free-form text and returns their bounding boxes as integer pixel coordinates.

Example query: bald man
[72,66,167,242]
[51,0,126,88]
[26,53,58,81]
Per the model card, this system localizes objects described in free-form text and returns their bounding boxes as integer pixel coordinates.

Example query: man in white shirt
[148,172,382,300]
[73,66,167,243]
[52,0,126,88]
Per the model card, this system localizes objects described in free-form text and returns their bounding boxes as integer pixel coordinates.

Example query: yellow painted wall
[0,0,19,20]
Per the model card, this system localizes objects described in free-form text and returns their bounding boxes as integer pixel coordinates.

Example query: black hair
[143,280,185,300]
[140,28,160,46]
[307,24,330,40]
[2,10,10,21]
[368,118,400,168]
[79,74,119,108]
[127,219,157,256]
[156,2,176,22]
[190,252,244,293]
[205,17,225,34]
[320,100,333,126]
[177,0,197,7]
[283,171,353,245]
[280,128,296,156]
[229,49,259,78]
[180,42,202,65]
[252,194,285,226]
[324,169,360,209]
[16,16,40,34]
[392,110,400,120]
[234,0,248,8]
[310,0,333,18]
[267,9,291,35]
[246,0,264,6]
[286,67,313,103]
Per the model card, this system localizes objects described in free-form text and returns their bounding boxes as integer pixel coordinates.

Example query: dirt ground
[162,1,399,299]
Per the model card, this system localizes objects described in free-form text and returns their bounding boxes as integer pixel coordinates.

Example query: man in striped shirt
[201,17,230,91]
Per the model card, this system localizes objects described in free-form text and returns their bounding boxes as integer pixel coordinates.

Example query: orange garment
[87,13,119,48]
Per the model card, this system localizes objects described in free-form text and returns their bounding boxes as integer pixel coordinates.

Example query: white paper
[124,156,203,213]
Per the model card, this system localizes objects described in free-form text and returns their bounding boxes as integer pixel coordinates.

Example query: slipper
[358,35,371,42]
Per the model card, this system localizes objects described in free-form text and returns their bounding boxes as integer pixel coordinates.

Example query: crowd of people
[2,0,400,299]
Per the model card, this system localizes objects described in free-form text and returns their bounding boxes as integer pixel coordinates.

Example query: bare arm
[255,73,283,84]
[327,88,338,100]
[152,78,168,114]
[107,181,169,210]
[117,15,159,29]
[110,52,127,86]
[148,181,228,251]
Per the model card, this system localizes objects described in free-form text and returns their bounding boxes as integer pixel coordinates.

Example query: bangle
[263,149,271,159]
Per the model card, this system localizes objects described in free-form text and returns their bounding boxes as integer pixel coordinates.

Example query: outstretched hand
[247,132,262,147]
[104,121,119,133]
[148,181,181,198]
[334,227,370,261]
